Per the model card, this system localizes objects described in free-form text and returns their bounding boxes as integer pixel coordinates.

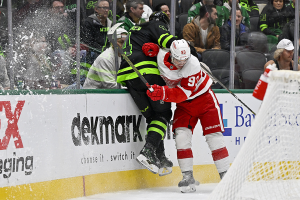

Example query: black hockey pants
[125,74,172,148]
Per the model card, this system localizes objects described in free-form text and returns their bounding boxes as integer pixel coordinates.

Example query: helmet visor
[172,57,188,68]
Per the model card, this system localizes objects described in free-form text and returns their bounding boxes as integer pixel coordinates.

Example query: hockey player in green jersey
[117,11,176,176]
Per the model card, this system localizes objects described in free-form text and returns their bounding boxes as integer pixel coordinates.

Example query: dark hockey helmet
[149,11,170,26]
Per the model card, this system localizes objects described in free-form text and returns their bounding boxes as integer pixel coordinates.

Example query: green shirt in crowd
[117,12,146,32]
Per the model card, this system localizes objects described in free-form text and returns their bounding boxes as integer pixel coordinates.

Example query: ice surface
[68,183,217,200]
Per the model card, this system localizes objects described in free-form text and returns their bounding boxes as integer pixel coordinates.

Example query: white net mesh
[209,70,300,200]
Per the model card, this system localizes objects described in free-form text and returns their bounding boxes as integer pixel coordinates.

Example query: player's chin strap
[107,23,154,92]
[199,62,256,116]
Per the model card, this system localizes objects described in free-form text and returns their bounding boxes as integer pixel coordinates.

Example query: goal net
[209,70,300,200]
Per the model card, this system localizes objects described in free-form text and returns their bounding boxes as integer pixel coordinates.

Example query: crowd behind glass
[0,0,298,91]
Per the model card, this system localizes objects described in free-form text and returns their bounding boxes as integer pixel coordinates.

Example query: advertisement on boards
[0,92,261,187]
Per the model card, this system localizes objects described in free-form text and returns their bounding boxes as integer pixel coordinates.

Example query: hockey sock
[146,117,167,148]
[175,128,194,172]
[205,132,229,173]
[177,148,193,172]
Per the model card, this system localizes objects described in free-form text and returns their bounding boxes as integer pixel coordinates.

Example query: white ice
[68,183,217,200]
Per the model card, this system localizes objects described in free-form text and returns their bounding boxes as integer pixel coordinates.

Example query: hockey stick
[199,63,256,116]
[107,23,154,92]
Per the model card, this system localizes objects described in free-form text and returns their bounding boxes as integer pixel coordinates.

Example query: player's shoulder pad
[158,48,169,56]
[157,48,169,64]
[189,55,201,70]
[181,55,201,77]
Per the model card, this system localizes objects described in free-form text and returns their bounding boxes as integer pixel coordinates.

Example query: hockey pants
[125,75,172,148]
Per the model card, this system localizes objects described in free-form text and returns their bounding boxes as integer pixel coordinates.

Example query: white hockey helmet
[116,28,128,39]
[170,39,191,61]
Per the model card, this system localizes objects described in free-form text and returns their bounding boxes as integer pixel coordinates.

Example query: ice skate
[178,171,200,193]
[136,143,161,174]
[219,170,227,179]
[157,151,173,176]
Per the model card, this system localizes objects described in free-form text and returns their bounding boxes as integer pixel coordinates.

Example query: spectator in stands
[65,0,87,25]
[0,10,8,54]
[23,36,63,90]
[237,0,259,16]
[215,0,224,6]
[221,0,250,28]
[46,0,76,86]
[187,0,228,28]
[122,0,152,21]
[107,0,125,21]
[258,0,290,48]
[117,0,145,31]
[264,39,300,70]
[183,5,220,60]
[0,55,10,90]
[47,1,75,53]
[0,56,10,89]
[65,0,124,25]
[86,0,125,23]
[279,18,299,43]
[285,0,295,19]
[81,0,112,65]
[0,13,10,90]
[13,0,46,25]
[224,0,259,16]
[187,0,214,23]
[154,3,182,39]
[83,28,128,89]
[220,8,250,51]
[149,0,153,7]
[86,0,98,16]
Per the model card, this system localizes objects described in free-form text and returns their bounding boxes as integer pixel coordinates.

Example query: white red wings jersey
[157,49,213,100]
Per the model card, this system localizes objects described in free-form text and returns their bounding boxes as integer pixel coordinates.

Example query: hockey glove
[147,85,189,103]
[142,42,159,57]
[147,84,167,101]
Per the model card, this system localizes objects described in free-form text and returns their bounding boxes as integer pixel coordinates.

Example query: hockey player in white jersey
[145,39,230,193]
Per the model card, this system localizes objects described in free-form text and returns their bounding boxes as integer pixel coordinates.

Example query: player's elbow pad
[164,87,188,103]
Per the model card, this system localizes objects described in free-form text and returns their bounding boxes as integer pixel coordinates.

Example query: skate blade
[179,184,197,193]
[158,167,172,176]
[136,155,159,174]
